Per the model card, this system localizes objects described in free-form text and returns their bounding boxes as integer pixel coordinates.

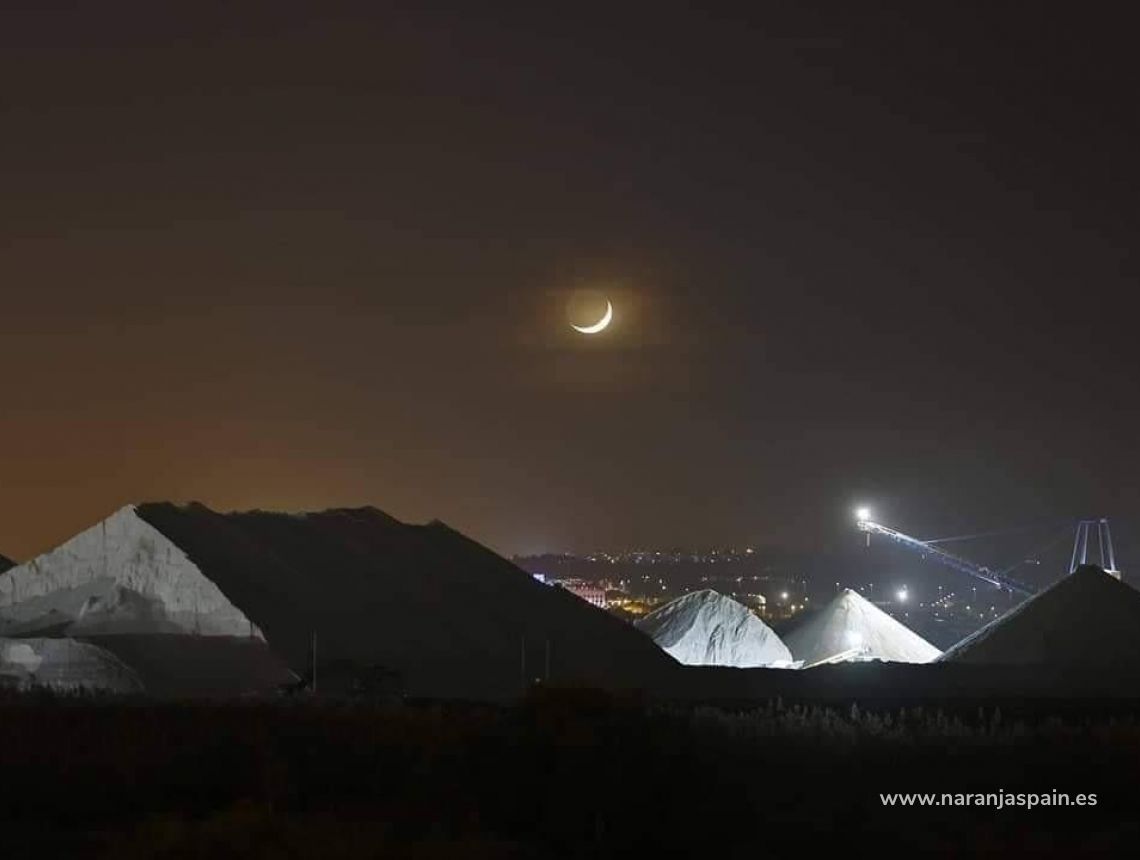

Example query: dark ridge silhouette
[135,502,679,699]
[85,634,296,698]
[0,554,13,574]
[939,565,1140,666]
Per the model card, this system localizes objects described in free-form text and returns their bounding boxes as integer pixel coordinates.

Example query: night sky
[2,3,1138,563]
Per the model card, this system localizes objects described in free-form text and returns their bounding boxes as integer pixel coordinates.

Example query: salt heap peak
[784,588,941,665]
[135,502,677,698]
[939,565,1140,665]
[0,505,262,639]
[0,502,679,698]
[636,589,794,668]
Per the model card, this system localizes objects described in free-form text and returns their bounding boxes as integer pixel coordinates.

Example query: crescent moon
[571,300,613,334]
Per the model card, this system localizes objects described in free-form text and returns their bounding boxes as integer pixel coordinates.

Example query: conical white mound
[0,637,143,693]
[636,589,794,667]
[0,506,261,638]
[784,589,940,665]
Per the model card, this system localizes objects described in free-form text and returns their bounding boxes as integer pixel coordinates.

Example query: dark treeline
[1,687,1137,857]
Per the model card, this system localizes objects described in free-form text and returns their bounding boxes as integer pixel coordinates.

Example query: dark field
[2,687,1138,858]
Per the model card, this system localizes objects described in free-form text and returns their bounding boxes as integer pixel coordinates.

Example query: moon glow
[571,300,613,334]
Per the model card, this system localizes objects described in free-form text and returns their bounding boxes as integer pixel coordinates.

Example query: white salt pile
[0,637,143,693]
[636,589,795,667]
[784,588,941,665]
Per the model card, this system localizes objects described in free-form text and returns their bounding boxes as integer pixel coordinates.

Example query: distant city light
[897,588,908,603]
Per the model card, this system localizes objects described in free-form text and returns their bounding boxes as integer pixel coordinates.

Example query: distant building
[555,579,608,609]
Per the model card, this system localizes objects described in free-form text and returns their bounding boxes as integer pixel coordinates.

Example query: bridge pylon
[1070,518,1121,579]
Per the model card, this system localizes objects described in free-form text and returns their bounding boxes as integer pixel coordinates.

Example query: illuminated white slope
[0,637,143,692]
[636,589,794,667]
[784,589,940,665]
[0,506,261,638]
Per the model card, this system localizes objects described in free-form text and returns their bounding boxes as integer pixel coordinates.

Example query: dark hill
[0,554,13,574]
[938,565,1140,666]
[136,503,678,699]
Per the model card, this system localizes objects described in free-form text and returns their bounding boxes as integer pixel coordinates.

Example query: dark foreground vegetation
[1,687,1138,858]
